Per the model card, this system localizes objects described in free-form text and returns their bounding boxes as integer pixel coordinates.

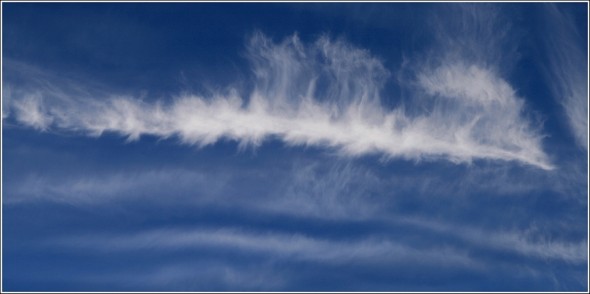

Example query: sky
[1,2,589,292]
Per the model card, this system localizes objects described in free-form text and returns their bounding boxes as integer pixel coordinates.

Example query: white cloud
[53,220,586,269]
[260,161,380,219]
[5,169,227,205]
[4,31,553,169]
[413,61,550,168]
[10,92,53,130]
[398,216,588,264]
[54,227,478,269]
[426,4,521,71]
[541,4,588,150]
[2,84,11,119]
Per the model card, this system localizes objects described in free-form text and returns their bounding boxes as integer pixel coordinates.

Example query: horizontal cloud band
[4,32,553,169]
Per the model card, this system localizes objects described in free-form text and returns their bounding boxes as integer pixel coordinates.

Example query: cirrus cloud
[3,31,553,169]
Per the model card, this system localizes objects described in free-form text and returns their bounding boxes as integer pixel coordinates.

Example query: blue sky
[1,2,588,292]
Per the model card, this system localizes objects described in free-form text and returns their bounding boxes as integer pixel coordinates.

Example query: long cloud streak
[53,225,586,266]
[3,31,552,169]
[52,227,478,268]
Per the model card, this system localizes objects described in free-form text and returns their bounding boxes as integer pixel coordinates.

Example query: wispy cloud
[3,30,553,169]
[4,168,229,205]
[425,4,521,71]
[2,84,12,119]
[541,4,588,150]
[262,161,380,219]
[53,226,478,268]
[398,217,588,265]
[51,220,586,272]
[130,262,287,291]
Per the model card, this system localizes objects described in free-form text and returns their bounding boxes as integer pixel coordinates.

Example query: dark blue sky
[2,2,588,291]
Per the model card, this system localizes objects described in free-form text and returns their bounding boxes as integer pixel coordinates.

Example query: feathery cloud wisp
[4,32,552,169]
[541,4,588,150]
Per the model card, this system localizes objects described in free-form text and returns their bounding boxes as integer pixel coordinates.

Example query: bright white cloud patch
[4,32,552,169]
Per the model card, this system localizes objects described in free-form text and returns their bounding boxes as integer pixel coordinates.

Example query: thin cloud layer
[4,31,552,169]
[54,224,586,266]
[52,227,478,267]
[542,4,588,150]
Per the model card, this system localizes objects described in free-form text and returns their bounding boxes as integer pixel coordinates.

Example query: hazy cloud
[541,4,588,150]
[399,217,588,265]
[54,226,478,268]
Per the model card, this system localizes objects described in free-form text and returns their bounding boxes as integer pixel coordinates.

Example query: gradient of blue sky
[2,2,588,291]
